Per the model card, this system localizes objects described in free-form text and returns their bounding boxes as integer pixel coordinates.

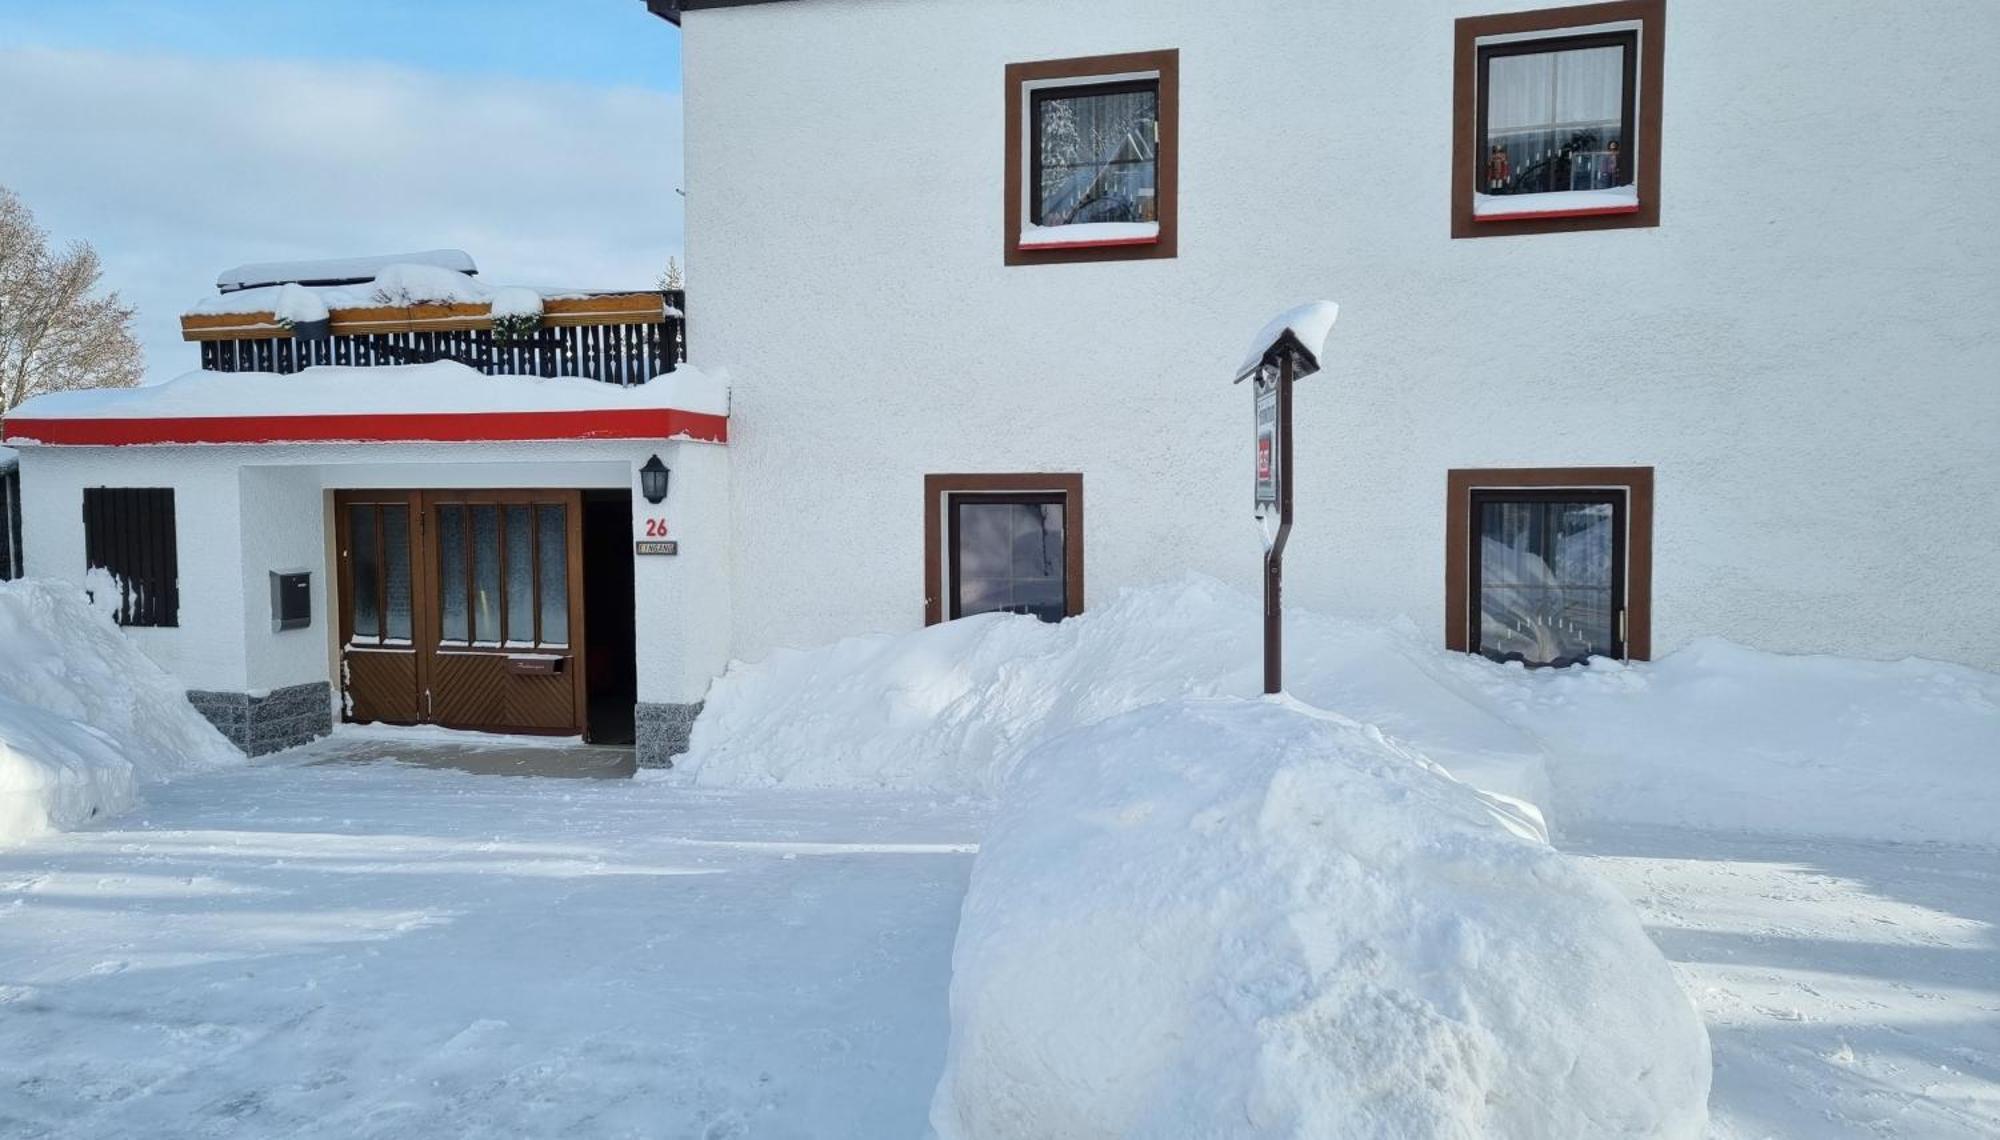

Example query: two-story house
[655,0,1998,675]
[5,0,1996,771]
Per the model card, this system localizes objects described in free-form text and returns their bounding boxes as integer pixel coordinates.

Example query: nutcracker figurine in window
[1486,145,1510,193]
[1604,139,1622,187]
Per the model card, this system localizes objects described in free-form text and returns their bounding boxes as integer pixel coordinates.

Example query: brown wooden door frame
[334,490,429,725]
[335,488,588,736]
[416,489,588,736]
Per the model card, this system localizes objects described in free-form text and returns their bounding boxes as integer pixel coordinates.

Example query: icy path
[0,755,984,1139]
[1570,826,2000,1139]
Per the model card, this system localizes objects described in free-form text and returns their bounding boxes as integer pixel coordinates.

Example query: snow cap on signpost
[1233,301,1339,384]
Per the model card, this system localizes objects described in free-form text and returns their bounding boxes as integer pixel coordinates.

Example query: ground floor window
[1446,467,1653,665]
[1,465,21,580]
[82,486,178,627]
[925,473,1084,625]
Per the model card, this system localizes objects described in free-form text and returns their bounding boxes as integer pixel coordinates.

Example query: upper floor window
[1453,1,1663,238]
[1006,50,1178,265]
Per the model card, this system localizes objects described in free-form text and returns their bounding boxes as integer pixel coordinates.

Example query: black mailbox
[271,570,311,631]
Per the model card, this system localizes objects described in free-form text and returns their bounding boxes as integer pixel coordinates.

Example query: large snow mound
[676,576,2000,846]
[930,697,1711,1140]
[0,579,241,843]
[672,577,1547,811]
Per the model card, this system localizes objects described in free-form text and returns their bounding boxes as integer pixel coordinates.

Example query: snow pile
[270,282,330,327]
[216,248,476,291]
[0,579,241,843]
[366,261,489,307]
[5,360,731,425]
[677,576,2000,845]
[1239,300,1339,376]
[488,285,546,320]
[930,697,1710,1140]
[188,263,600,319]
[673,577,1547,810]
[1464,638,2000,846]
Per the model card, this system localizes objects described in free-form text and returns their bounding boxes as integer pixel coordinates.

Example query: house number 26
[643,519,670,537]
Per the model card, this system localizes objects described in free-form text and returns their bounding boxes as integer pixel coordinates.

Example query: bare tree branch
[0,185,143,421]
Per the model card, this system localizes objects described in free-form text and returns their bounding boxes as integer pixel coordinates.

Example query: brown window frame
[925,473,1084,625]
[1445,466,1653,661]
[1005,50,1178,266]
[1452,0,1664,239]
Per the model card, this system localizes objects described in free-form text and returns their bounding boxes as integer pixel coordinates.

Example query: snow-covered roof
[187,263,599,319]
[216,249,477,292]
[1238,301,1340,379]
[2,362,729,447]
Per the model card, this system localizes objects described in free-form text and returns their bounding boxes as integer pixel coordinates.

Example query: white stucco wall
[683,0,2000,669]
[12,438,732,707]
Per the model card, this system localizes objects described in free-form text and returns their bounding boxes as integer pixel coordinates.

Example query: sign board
[635,540,679,556]
[1254,374,1280,511]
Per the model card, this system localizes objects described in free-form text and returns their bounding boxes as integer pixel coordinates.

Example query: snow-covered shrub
[930,697,1711,1140]
[0,578,241,843]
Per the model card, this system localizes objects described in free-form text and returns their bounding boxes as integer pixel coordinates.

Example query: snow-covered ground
[0,743,983,1139]
[1572,825,2000,1140]
[0,738,1990,1138]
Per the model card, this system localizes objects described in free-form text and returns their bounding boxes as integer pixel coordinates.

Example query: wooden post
[1264,352,1295,695]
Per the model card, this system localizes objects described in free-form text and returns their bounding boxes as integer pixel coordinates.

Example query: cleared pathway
[0,740,983,1139]
[0,735,1991,1138]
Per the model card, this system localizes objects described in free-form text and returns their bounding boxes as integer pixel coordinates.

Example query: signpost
[1253,354,1294,694]
[1236,302,1337,695]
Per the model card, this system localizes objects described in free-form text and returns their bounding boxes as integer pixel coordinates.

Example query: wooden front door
[336,489,588,736]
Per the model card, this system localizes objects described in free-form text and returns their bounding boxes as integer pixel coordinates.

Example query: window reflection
[1476,497,1618,666]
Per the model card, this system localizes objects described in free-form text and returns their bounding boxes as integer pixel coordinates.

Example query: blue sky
[0,0,683,92]
[0,1,684,378]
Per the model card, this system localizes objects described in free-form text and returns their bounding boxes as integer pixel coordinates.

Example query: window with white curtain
[1479,31,1636,199]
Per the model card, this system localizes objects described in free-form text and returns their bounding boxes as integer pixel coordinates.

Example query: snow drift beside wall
[0,579,242,843]
[930,698,1711,1139]
[676,576,2000,846]
[672,577,1548,811]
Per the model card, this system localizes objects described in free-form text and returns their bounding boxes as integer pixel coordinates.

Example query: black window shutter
[0,469,20,580]
[82,487,178,627]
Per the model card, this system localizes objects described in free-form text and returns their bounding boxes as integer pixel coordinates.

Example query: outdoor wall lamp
[640,455,671,504]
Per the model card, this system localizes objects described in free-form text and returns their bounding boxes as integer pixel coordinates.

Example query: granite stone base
[635,701,703,769]
[188,681,333,757]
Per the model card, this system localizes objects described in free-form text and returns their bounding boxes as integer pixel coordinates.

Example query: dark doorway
[582,490,637,744]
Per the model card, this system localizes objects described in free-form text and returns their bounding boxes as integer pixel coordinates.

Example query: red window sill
[1474,204,1642,223]
[1015,235,1162,252]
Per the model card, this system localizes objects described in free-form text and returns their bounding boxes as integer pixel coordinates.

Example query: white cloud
[0,47,684,380]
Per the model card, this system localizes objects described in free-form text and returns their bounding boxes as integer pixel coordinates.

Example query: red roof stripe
[3,408,728,447]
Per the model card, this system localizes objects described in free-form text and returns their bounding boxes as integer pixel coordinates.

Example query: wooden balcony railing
[181,289,687,386]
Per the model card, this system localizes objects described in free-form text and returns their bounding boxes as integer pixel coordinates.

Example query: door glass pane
[1477,498,1616,667]
[955,498,1066,623]
[347,504,379,642]
[538,504,568,646]
[1035,83,1159,226]
[1483,41,1630,195]
[382,505,412,642]
[505,505,534,646]
[471,504,500,645]
[438,506,468,643]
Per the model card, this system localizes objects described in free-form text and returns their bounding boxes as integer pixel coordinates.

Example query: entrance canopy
[2,362,729,447]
